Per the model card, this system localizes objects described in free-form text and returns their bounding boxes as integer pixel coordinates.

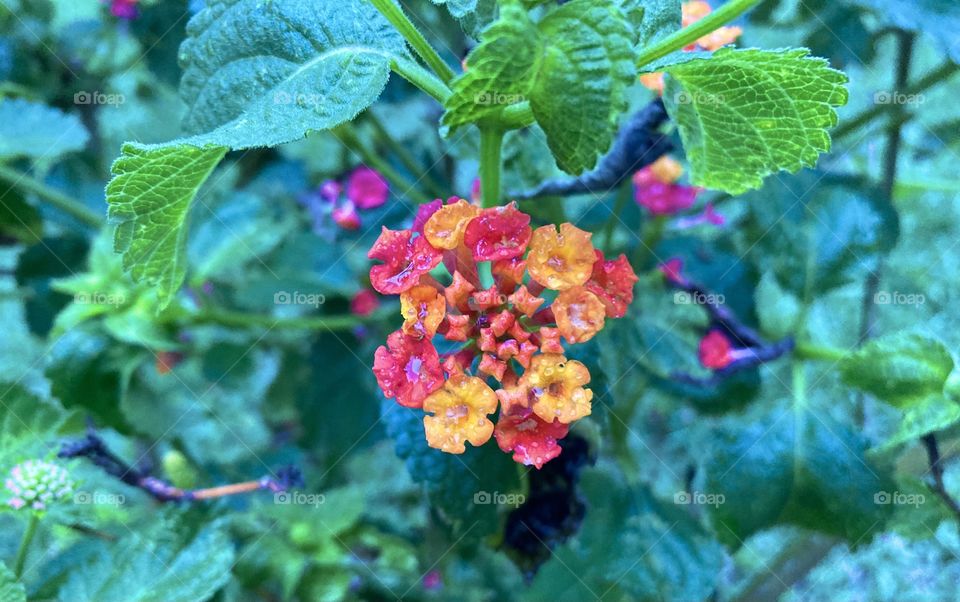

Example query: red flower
[699,330,732,370]
[463,203,531,261]
[373,331,443,408]
[347,166,389,210]
[659,257,685,285]
[585,251,638,318]
[494,413,569,469]
[368,228,441,294]
[350,289,380,317]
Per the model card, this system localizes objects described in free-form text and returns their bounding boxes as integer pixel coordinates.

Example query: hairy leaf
[58,524,235,602]
[0,384,73,471]
[663,48,848,194]
[840,333,955,408]
[705,403,893,544]
[444,0,636,174]
[0,98,88,162]
[106,144,227,309]
[638,0,679,46]
[178,0,405,149]
[0,562,25,602]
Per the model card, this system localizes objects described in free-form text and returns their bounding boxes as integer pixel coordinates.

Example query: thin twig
[921,433,960,522]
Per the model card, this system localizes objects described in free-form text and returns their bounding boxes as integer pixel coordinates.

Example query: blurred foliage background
[0,0,959,600]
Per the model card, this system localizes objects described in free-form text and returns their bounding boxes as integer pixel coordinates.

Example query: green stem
[390,57,451,104]
[632,214,667,268]
[13,514,39,578]
[369,0,456,84]
[199,308,363,331]
[793,342,848,363]
[500,102,536,130]
[478,126,504,208]
[603,182,632,248]
[636,0,761,68]
[832,60,958,140]
[336,123,429,202]
[0,164,103,228]
[366,110,447,200]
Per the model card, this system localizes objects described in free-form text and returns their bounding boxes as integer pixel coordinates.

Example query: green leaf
[526,466,723,601]
[106,144,228,309]
[443,0,636,174]
[878,394,960,450]
[0,384,73,471]
[637,0,679,46]
[0,561,25,602]
[705,404,893,544]
[662,48,848,194]
[840,333,955,408]
[754,271,801,339]
[0,98,89,162]
[58,524,235,602]
[177,0,405,150]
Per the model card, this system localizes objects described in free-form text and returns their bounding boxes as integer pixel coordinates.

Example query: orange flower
[423,199,481,249]
[507,285,545,317]
[520,354,593,424]
[552,287,606,343]
[682,1,741,51]
[423,374,498,453]
[526,223,596,290]
[400,285,446,338]
[639,72,665,94]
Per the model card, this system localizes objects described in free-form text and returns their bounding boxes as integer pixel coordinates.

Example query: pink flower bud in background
[319,179,342,203]
[347,166,389,210]
[106,0,138,19]
[332,200,361,230]
[350,289,380,317]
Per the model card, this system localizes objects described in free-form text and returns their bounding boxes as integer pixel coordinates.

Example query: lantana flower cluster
[634,156,725,228]
[5,460,75,512]
[369,200,638,468]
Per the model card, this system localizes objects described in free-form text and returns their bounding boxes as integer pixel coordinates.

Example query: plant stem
[603,182,632,248]
[369,0,456,84]
[500,102,536,130]
[832,60,957,141]
[635,0,761,69]
[478,125,504,208]
[632,214,666,268]
[366,110,447,200]
[0,164,103,228]
[199,308,363,331]
[922,433,960,522]
[793,342,848,362]
[336,123,429,201]
[390,57,451,103]
[13,513,39,578]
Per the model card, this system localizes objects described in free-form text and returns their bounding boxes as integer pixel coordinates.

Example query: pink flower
[319,180,342,203]
[347,166,389,210]
[350,289,380,317]
[658,258,686,285]
[698,330,754,370]
[107,0,138,19]
[332,201,361,230]
[412,199,443,236]
[676,202,726,229]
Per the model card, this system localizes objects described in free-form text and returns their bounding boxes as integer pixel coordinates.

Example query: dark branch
[921,433,960,522]
[59,427,303,502]
[512,99,673,199]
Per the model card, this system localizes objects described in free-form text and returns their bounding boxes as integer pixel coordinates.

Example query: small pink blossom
[106,0,138,19]
[332,201,361,230]
[347,166,389,210]
[676,203,726,229]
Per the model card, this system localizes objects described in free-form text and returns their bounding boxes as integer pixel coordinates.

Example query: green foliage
[444,0,636,174]
[0,562,25,602]
[705,399,893,545]
[57,523,235,602]
[106,144,227,309]
[0,187,41,245]
[849,0,960,64]
[527,465,723,601]
[0,98,88,163]
[662,48,849,194]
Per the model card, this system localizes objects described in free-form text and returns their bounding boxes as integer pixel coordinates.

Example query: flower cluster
[300,166,389,234]
[5,460,75,512]
[640,1,742,94]
[633,156,702,215]
[370,200,638,468]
